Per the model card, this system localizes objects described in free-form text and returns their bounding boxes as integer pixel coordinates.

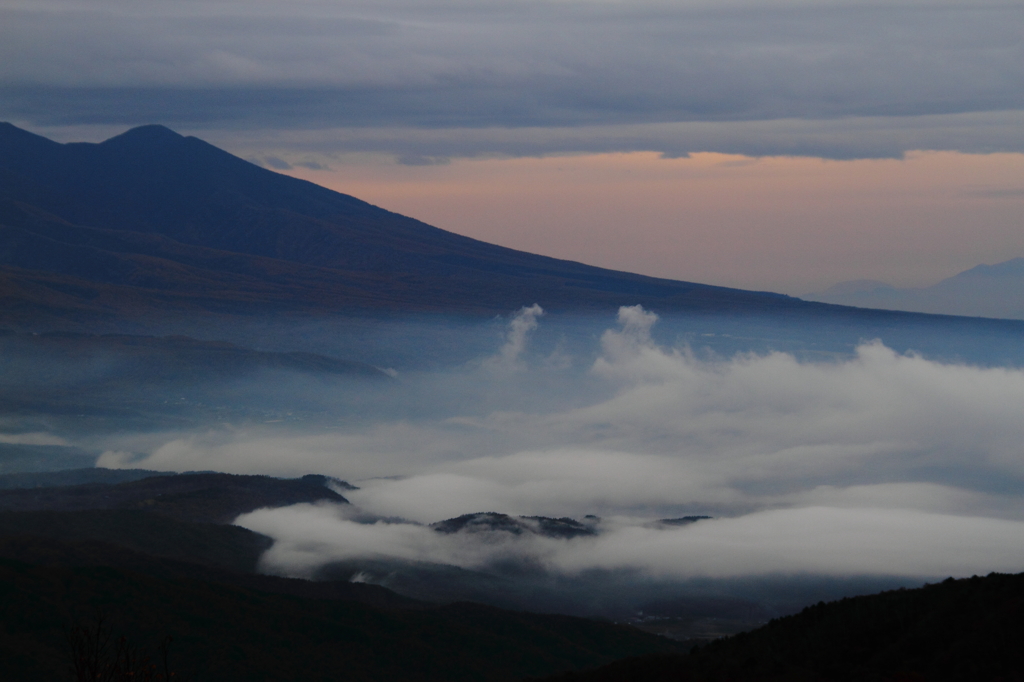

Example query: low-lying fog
[7,304,1024,617]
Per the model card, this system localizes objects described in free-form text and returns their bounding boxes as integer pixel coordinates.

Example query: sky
[2,0,1023,294]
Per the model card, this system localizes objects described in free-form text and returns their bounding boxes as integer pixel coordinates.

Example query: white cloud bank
[238,502,1024,580]
[109,306,1024,579]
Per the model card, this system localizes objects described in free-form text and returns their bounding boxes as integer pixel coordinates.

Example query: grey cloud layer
[221,112,1024,162]
[3,1,1023,158]
[105,307,1024,579]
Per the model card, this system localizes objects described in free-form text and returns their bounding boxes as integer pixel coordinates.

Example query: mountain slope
[0,469,678,682]
[539,572,1024,681]
[0,557,679,682]
[0,122,818,321]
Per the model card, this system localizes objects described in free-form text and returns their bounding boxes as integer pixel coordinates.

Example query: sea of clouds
[94,305,1024,582]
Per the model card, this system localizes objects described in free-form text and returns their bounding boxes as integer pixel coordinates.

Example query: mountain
[804,258,1024,319]
[0,122,845,325]
[0,509,274,574]
[0,556,679,682]
[431,511,599,539]
[539,571,1024,682]
[0,535,420,610]
[0,470,424,601]
[0,470,680,682]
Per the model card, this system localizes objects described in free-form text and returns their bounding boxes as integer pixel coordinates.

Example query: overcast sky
[2,0,1023,292]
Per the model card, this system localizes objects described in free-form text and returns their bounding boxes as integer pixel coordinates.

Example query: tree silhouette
[66,612,181,682]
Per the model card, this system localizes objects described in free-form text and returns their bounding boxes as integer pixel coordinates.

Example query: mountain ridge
[805,257,1024,320]
[0,122,860,325]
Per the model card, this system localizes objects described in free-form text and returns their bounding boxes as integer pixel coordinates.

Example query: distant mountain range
[805,258,1024,320]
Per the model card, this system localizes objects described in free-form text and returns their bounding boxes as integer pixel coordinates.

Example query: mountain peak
[0,121,63,157]
[100,124,185,148]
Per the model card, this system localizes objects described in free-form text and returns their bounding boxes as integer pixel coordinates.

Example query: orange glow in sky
[281,151,1024,295]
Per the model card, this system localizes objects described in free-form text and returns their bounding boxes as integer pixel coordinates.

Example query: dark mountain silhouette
[537,572,1024,681]
[656,516,712,527]
[0,469,679,680]
[0,535,421,609]
[0,471,424,606]
[0,508,274,574]
[0,556,679,682]
[0,121,843,324]
[432,511,598,539]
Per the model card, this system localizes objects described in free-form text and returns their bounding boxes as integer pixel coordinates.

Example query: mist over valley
[5,300,1024,631]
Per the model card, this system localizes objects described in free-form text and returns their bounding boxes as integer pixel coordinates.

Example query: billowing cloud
[3,1,1023,159]
[488,303,544,369]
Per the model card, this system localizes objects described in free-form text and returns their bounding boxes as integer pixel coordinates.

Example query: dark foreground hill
[538,572,1024,682]
[0,557,679,682]
[0,470,418,606]
[0,509,274,573]
[0,470,348,572]
[0,470,680,680]
[0,121,857,325]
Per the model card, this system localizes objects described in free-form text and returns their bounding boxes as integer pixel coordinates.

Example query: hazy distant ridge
[805,257,1024,319]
